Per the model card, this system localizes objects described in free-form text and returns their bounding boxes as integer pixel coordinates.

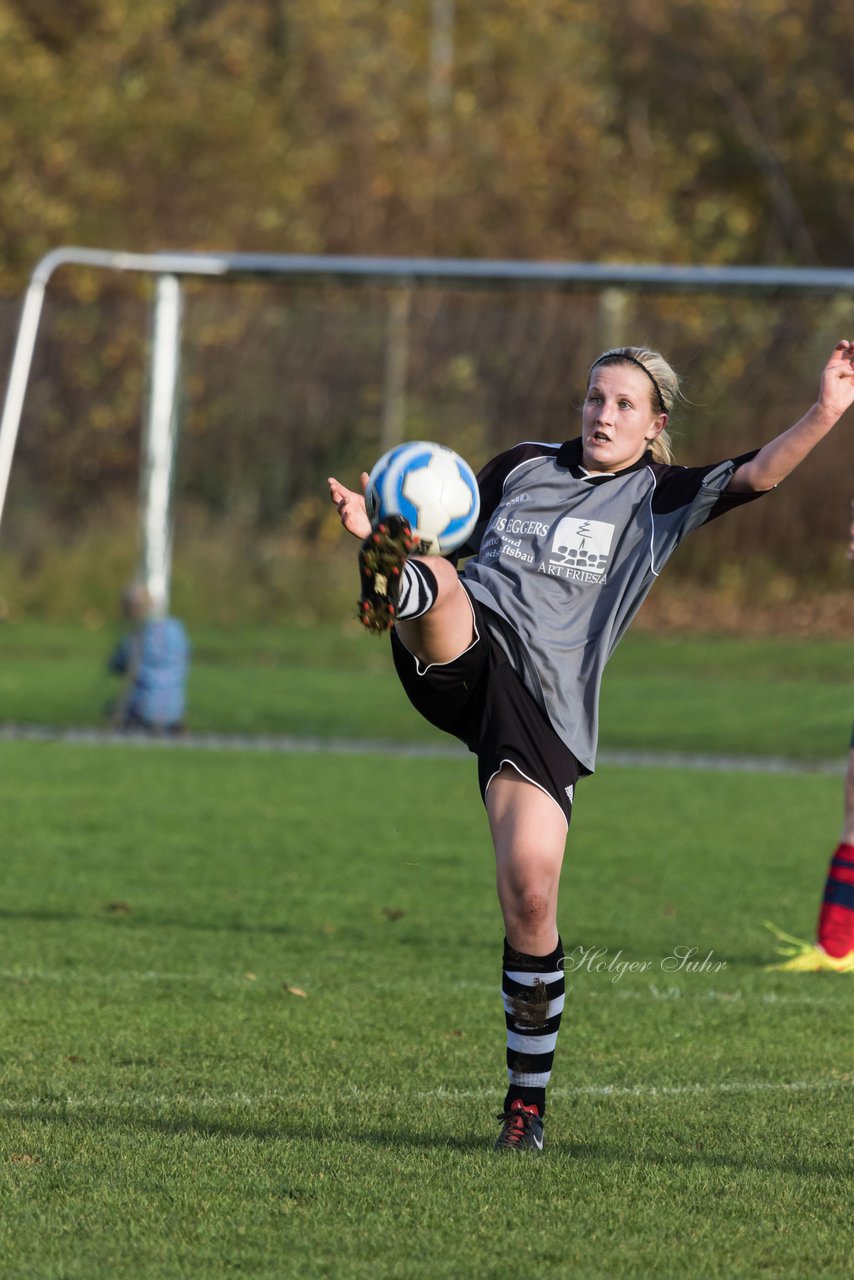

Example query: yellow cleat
[764,921,854,972]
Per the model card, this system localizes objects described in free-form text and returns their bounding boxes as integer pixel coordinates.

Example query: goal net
[0,253,851,730]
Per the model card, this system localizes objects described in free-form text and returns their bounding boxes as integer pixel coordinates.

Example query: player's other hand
[818,340,854,420]
[328,473,372,539]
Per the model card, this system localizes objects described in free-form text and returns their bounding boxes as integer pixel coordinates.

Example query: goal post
[1,247,853,614]
[140,274,183,617]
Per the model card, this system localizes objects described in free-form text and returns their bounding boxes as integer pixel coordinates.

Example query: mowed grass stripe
[0,622,851,759]
[0,723,847,779]
[4,1076,853,1112]
[3,966,851,1009]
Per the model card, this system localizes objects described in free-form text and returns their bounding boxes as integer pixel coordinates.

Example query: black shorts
[390,591,583,828]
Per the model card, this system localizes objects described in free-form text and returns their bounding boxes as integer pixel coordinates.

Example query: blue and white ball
[365,441,480,556]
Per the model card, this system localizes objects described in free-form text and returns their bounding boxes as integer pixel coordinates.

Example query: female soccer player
[329,340,854,1151]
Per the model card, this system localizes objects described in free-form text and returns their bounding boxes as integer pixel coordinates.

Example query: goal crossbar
[22,245,854,293]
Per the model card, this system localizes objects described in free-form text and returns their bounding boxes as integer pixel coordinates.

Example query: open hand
[819,340,854,420]
[328,473,372,539]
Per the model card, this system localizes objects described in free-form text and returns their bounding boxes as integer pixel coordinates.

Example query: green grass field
[1,737,852,1279]
[0,621,851,759]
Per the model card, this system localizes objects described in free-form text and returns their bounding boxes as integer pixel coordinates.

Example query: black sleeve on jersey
[650,449,763,524]
[449,441,563,562]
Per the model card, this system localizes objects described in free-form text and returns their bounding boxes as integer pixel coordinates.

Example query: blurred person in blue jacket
[108,584,190,733]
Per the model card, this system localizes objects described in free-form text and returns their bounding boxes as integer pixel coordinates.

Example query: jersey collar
[557,437,653,480]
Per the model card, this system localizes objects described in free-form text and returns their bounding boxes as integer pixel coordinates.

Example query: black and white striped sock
[501,937,565,1116]
[396,560,438,621]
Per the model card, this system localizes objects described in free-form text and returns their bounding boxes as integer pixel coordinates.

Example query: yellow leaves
[371,175,395,200]
[283,985,308,998]
[453,89,477,119]
[686,131,719,161]
[0,0,845,280]
[374,120,400,145]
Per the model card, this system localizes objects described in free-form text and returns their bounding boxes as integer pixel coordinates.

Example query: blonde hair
[587,346,681,464]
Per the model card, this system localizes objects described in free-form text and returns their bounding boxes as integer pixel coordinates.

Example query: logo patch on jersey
[541,517,615,583]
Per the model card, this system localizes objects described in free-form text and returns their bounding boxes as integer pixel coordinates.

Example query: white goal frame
[0,246,852,612]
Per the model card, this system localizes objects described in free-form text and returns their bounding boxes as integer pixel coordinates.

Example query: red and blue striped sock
[817,842,854,958]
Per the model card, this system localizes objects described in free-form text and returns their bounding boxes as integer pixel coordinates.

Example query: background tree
[0,0,851,621]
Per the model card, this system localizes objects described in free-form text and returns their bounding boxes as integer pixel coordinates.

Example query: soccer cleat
[764,921,854,973]
[493,1099,545,1152]
[357,515,418,634]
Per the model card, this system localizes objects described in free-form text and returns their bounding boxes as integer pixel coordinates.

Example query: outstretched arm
[728,341,854,493]
[328,472,372,539]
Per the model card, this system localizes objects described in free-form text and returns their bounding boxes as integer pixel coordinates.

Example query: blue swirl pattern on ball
[365,442,480,556]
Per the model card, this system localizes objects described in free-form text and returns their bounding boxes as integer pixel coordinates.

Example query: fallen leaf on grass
[382,907,405,921]
[11,1154,41,1165]
[105,902,131,914]
[283,985,307,998]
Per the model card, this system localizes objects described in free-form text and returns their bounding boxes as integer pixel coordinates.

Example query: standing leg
[488,767,569,1150]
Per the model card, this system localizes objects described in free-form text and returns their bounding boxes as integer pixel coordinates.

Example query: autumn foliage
[0,0,852,620]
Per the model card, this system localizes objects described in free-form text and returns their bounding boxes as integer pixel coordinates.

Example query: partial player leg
[816,747,854,961]
[842,745,854,846]
[487,767,568,1150]
[767,745,854,972]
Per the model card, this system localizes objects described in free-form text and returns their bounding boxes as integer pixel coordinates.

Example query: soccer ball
[365,441,480,556]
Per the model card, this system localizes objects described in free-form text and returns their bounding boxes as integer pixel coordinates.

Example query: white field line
[0,723,844,775]
[0,969,849,1006]
[1,970,849,1007]
[0,969,254,985]
[1,1079,851,1114]
[424,1078,854,1101]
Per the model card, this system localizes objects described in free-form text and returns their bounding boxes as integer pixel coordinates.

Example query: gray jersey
[459,438,763,772]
